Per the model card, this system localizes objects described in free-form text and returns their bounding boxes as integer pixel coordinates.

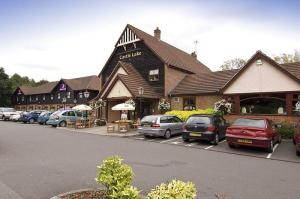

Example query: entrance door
[141,102,152,118]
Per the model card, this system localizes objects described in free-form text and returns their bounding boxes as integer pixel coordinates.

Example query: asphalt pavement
[0,121,299,199]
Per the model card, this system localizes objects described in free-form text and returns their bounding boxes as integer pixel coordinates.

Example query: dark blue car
[20,110,45,124]
[37,111,53,125]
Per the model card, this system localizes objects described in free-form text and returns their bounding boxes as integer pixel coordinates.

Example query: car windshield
[39,112,48,116]
[4,108,16,112]
[186,116,211,125]
[141,116,158,124]
[232,118,266,128]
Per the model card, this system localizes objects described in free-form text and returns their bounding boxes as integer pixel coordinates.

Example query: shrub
[278,122,295,139]
[165,108,215,121]
[95,156,140,199]
[147,179,197,199]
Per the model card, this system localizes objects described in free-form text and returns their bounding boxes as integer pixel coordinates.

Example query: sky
[0,0,300,81]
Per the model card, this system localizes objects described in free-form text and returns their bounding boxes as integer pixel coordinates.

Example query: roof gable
[223,51,300,94]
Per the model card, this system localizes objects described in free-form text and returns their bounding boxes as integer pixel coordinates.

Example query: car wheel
[143,134,151,138]
[1,116,4,120]
[211,133,219,145]
[296,150,300,156]
[51,125,57,128]
[267,140,274,153]
[29,118,35,124]
[59,121,66,127]
[183,138,190,143]
[293,138,296,145]
[164,130,171,139]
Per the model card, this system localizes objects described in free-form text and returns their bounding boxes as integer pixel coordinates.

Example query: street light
[73,98,77,105]
[137,87,144,118]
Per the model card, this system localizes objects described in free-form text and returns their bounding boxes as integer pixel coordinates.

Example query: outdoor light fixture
[84,90,90,98]
[256,59,263,65]
[137,87,144,96]
[137,87,144,118]
[73,98,77,104]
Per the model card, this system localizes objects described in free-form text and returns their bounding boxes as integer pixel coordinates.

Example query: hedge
[165,108,215,121]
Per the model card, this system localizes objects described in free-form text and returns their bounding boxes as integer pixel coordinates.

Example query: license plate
[143,124,151,127]
[190,132,202,137]
[237,139,252,144]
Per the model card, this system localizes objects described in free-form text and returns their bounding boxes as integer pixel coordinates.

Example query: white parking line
[219,140,226,144]
[185,143,196,147]
[171,141,182,145]
[135,137,145,140]
[266,144,279,159]
[160,136,182,143]
[204,145,214,150]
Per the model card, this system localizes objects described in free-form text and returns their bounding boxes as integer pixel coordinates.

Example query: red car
[226,118,281,153]
[293,129,300,156]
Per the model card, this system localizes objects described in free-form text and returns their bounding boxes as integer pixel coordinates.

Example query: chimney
[154,27,161,40]
[191,51,197,59]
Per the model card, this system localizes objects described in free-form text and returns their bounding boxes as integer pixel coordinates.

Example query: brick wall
[224,114,300,125]
[196,95,221,109]
[165,66,187,96]
[170,97,183,110]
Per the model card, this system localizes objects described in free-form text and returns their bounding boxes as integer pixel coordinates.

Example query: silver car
[138,115,184,139]
[0,107,17,121]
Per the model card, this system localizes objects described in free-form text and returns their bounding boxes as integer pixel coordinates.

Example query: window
[51,94,54,100]
[183,97,196,110]
[79,92,83,99]
[29,96,32,102]
[149,69,159,81]
[232,118,266,128]
[160,116,169,123]
[57,93,61,99]
[43,95,46,101]
[173,97,180,103]
[67,92,71,99]
[16,97,19,102]
[36,96,39,101]
[172,116,182,123]
[22,96,24,101]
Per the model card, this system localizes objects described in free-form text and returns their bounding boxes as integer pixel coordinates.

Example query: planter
[50,188,107,199]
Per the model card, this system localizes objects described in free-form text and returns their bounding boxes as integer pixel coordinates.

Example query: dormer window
[149,69,159,81]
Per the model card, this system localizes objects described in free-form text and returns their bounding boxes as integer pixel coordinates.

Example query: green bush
[165,108,215,121]
[147,179,197,199]
[95,156,140,199]
[278,122,295,139]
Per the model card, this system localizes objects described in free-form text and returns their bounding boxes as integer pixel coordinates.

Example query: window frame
[149,69,159,81]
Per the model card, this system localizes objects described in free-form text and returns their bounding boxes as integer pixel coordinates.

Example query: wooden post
[286,93,293,115]
[234,95,240,115]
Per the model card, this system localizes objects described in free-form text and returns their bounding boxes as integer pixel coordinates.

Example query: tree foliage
[220,58,246,70]
[0,67,13,106]
[274,49,300,64]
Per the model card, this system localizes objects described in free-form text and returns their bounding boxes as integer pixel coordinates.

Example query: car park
[0,107,17,121]
[138,115,184,139]
[37,111,53,125]
[46,110,82,127]
[226,118,281,153]
[182,114,228,145]
[19,110,45,124]
[293,127,300,156]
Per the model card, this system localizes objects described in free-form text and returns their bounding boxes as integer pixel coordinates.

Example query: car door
[68,111,76,122]
[172,116,183,134]
[159,116,169,131]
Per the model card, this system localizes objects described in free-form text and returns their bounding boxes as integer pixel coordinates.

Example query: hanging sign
[59,83,67,91]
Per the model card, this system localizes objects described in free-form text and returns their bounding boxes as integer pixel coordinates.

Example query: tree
[0,67,13,106]
[35,79,49,86]
[274,49,300,64]
[220,58,246,70]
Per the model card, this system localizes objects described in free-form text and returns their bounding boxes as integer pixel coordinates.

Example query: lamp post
[137,87,144,119]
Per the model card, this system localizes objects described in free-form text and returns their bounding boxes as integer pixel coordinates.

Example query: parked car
[0,107,17,121]
[9,111,23,121]
[37,111,53,125]
[46,110,82,127]
[226,118,281,153]
[182,114,228,145]
[293,128,300,156]
[138,115,184,139]
[19,110,45,124]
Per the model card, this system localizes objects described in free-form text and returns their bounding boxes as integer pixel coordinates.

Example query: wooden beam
[234,95,240,114]
[286,93,293,115]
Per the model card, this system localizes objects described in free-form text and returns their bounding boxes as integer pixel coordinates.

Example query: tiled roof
[18,75,100,95]
[280,62,300,79]
[63,75,100,91]
[171,69,239,95]
[128,24,211,74]
[117,61,161,99]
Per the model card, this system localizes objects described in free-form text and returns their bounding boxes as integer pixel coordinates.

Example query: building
[96,24,210,122]
[97,24,300,124]
[12,75,100,111]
